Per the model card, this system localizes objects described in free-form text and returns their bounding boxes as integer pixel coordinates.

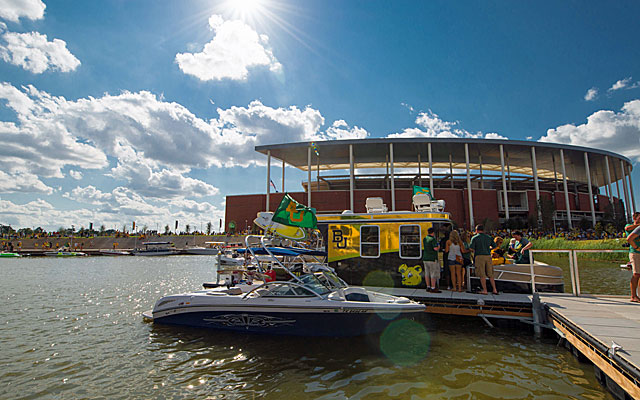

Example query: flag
[310,142,319,156]
[413,185,431,198]
[272,194,317,229]
[270,179,278,192]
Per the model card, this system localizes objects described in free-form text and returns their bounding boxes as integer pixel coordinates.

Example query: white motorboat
[44,248,88,257]
[133,242,178,256]
[185,241,223,255]
[144,236,425,336]
[99,249,131,256]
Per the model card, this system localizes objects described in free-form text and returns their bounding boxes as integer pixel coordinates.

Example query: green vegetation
[531,238,628,262]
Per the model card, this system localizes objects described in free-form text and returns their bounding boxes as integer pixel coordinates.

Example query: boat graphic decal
[203,314,296,328]
[398,263,423,286]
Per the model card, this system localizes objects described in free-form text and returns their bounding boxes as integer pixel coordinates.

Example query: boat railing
[528,249,628,297]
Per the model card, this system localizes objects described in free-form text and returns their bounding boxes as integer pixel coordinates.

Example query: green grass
[530,238,628,261]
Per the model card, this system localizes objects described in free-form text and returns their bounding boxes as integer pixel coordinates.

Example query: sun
[225,0,267,19]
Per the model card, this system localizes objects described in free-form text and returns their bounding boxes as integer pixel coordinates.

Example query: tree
[185,224,191,234]
[164,225,170,235]
[100,225,106,235]
[535,198,556,231]
[206,222,212,235]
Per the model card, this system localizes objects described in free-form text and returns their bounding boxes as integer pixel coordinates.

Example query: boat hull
[133,250,179,256]
[149,307,421,337]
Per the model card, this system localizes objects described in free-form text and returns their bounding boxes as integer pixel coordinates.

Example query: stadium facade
[225,138,635,231]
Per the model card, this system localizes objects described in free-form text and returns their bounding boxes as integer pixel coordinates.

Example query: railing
[529,249,628,296]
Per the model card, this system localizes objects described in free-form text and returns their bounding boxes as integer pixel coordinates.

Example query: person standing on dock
[626,212,640,303]
[422,227,441,293]
[469,225,498,295]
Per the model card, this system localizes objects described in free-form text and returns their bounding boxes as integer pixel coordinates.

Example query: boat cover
[237,247,327,257]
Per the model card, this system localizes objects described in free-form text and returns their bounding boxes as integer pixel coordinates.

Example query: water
[535,253,632,295]
[0,256,614,399]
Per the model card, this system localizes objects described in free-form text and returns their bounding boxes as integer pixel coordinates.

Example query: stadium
[225,138,635,231]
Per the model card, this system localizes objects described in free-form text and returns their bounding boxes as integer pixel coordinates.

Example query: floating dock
[542,294,640,400]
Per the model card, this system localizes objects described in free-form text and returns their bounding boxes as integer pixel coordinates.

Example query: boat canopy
[237,247,327,257]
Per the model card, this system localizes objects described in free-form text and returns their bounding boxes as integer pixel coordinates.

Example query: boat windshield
[298,272,346,295]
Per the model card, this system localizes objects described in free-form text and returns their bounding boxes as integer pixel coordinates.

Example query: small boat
[185,241,224,255]
[0,252,21,258]
[132,242,178,256]
[469,262,564,293]
[44,248,88,257]
[99,249,131,256]
[144,236,425,336]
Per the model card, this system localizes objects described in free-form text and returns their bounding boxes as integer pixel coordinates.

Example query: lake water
[0,256,615,399]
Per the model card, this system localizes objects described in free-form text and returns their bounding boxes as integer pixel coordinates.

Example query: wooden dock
[542,294,640,399]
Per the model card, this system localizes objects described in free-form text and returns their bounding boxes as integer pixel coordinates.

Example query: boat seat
[412,194,445,212]
[365,197,388,213]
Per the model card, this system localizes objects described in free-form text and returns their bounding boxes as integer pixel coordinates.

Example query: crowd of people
[423,225,534,295]
[494,228,627,241]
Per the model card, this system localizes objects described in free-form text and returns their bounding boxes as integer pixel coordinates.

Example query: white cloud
[0,82,365,202]
[0,170,53,194]
[609,77,632,92]
[388,110,504,139]
[63,185,112,205]
[175,14,282,81]
[540,99,640,162]
[69,170,82,180]
[0,31,80,73]
[320,120,369,140]
[608,77,640,93]
[58,185,224,232]
[584,87,598,101]
[0,0,45,22]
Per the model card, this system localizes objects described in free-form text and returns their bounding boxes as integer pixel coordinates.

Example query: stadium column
[418,153,422,187]
[390,143,395,211]
[465,143,474,228]
[349,144,354,212]
[560,149,572,229]
[627,164,636,213]
[621,160,631,220]
[604,156,615,216]
[266,150,271,211]
[531,147,541,225]
[449,153,454,188]
[308,146,312,207]
[499,145,510,221]
[428,143,434,196]
[282,159,285,193]
[583,152,596,227]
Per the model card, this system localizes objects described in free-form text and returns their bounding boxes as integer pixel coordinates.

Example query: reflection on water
[0,256,613,399]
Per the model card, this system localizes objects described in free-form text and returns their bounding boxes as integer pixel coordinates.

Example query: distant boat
[99,249,131,256]
[184,241,223,255]
[132,242,178,256]
[44,248,88,257]
[0,252,21,258]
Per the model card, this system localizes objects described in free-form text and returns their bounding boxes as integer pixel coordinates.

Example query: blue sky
[0,0,639,231]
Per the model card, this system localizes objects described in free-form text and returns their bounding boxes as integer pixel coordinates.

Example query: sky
[0,0,639,232]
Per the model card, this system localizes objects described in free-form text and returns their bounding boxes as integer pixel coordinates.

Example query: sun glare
[226,0,266,19]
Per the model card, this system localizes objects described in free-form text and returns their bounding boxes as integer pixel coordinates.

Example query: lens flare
[380,319,430,366]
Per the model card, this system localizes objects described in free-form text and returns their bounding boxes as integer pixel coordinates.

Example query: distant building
[225,138,635,230]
